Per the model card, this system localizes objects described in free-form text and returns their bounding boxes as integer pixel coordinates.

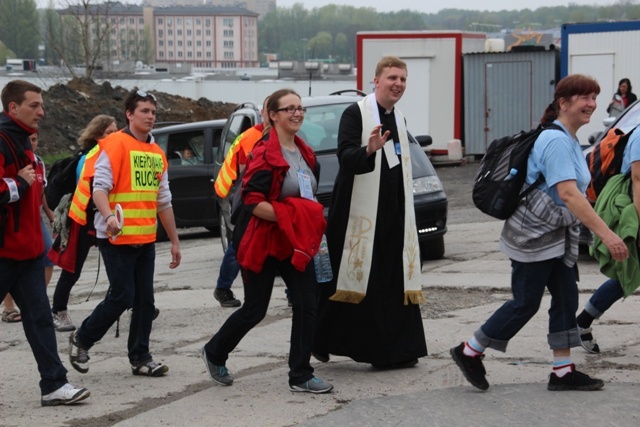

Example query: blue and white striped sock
[552,357,573,377]
[463,337,486,357]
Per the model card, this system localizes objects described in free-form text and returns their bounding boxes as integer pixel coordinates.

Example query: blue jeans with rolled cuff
[474,258,581,352]
[584,278,624,319]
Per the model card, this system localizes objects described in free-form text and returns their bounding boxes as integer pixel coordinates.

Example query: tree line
[1,0,639,73]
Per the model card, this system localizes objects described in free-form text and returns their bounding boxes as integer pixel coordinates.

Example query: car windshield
[299,102,348,153]
[615,101,640,133]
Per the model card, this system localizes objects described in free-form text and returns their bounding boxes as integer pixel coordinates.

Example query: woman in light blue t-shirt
[451,74,629,392]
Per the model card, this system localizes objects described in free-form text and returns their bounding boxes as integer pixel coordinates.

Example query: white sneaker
[53,310,76,332]
[41,383,90,406]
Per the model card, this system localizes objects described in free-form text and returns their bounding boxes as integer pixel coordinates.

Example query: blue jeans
[77,239,156,365]
[0,256,68,394]
[205,256,318,386]
[41,217,54,267]
[584,278,624,318]
[475,258,581,352]
[216,241,240,290]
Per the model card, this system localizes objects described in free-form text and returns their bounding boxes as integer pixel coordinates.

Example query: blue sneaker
[201,347,233,385]
[289,377,333,394]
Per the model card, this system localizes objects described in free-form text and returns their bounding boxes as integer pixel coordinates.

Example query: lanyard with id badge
[298,167,314,201]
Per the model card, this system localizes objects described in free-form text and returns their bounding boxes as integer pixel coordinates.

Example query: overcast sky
[36,0,621,13]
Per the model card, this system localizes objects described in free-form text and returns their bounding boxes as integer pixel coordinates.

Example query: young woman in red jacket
[201,88,333,394]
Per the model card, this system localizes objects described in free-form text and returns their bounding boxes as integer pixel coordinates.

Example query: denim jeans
[0,256,68,394]
[205,256,318,386]
[216,241,240,290]
[584,278,624,318]
[475,258,581,352]
[52,223,95,313]
[77,239,156,365]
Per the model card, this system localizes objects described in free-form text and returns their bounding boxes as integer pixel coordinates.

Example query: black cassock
[314,102,427,366]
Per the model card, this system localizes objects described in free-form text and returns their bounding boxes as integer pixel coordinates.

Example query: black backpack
[45,152,83,210]
[472,123,562,220]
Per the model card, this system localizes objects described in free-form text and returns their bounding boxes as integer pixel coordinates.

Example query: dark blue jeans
[205,256,318,386]
[585,278,624,318]
[0,256,68,394]
[77,239,156,365]
[216,241,240,290]
[475,258,581,352]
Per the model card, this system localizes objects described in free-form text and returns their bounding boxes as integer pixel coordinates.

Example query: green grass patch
[41,151,74,168]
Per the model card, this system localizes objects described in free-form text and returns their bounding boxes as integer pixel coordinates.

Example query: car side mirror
[415,135,432,147]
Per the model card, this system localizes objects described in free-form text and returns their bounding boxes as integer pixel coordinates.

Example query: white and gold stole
[330,93,424,305]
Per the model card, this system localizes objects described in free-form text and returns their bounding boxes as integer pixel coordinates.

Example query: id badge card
[394,141,401,155]
[298,169,314,200]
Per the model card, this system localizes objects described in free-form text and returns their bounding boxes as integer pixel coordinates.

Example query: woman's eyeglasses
[275,106,306,114]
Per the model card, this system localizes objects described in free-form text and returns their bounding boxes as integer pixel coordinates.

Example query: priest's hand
[366,124,390,156]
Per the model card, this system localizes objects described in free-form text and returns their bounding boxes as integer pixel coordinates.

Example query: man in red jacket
[0,79,90,406]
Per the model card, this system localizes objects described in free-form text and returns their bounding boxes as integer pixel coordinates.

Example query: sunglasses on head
[136,90,157,102]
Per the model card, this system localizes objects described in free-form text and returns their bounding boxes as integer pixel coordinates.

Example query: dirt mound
[39,77,236,156]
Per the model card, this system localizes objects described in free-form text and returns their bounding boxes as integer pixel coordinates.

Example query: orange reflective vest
[69,145,100,225]
[70,131,167,245]
[214,124,264,198]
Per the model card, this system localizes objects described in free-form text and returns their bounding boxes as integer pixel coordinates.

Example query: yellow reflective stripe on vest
[119,208,157,219]
[109,192,158,203]
[69,202,87,223]
[121,224,157,236]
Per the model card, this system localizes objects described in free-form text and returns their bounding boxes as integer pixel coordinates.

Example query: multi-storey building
[144,0,276,19]
[154,6,259,68]
[57,2,259,69]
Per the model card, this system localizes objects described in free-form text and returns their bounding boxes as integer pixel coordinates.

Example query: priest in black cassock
[314,56,428,368]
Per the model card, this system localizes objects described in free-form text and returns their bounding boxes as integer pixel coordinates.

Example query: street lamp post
[301,38,308,61]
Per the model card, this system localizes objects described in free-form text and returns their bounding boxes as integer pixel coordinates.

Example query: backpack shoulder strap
[0,130,30,169]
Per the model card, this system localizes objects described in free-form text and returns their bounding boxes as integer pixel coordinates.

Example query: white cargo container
[561,21,640,144]
[356,31,486,151]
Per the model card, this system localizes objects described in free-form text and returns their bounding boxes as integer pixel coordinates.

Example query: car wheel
[420,236,445,261]
[156,217,168,242]
[219,210,229,252]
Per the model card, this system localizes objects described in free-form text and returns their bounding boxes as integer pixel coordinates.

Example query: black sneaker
[548,365,604,391]
[450,342,489,390]
[214,289,241,308]
[131,360,169,377]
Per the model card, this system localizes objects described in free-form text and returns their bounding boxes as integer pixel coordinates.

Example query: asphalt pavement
[2,163,640,426]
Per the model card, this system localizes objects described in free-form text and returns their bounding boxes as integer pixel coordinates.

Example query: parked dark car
[215,93,449,260]
[152,119,226,240]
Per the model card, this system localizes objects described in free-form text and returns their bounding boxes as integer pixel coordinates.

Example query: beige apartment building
[58,2,259,69]
[144,0,276,19]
